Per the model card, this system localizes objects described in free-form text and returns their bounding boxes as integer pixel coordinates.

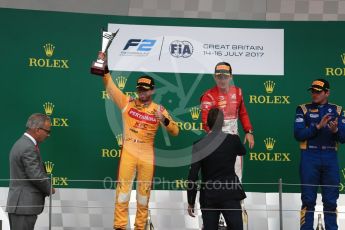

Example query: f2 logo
[123,39,156,51]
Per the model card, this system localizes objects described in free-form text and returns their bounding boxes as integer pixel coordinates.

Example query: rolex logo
[44,161,68,186]
[116,133,123,147]
[264,137,276,151]
[45,161,54,174]
[29,43,69,69]
[177,106,203,131]
[42,102,69,127]
[43,102,55,116]
[264,81,275,94]
[250,137,290,162]
[249,81,290,104]
[324,52,345,77]
[43,43,55,57]
[116,76,127,90]
[190,107,201,120]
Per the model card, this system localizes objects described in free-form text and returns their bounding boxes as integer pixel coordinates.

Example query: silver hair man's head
[26,113,51,130]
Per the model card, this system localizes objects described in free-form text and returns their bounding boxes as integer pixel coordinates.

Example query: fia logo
[169,40,193,58]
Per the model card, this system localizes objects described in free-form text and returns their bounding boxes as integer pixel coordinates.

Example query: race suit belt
[307,145,337,151]
[222,119,239,135]
[124,138,146,144]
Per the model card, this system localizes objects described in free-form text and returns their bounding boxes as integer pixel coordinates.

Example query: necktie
[35,144,40,153]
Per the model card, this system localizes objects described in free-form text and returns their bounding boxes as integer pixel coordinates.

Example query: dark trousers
[201,199,243,230]
[8,213,37,230]
[300,150,339,230]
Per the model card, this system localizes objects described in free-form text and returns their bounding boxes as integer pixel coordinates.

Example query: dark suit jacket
[6,135,51,215]
[187,131,246,208]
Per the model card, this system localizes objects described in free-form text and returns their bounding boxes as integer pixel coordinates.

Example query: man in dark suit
[6,113,55,230]
[187,108,246,230]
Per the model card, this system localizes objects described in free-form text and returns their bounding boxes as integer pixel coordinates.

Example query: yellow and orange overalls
[103,73,179,229]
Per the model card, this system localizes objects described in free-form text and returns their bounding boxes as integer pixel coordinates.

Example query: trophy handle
[113,28,120,37]
[103,29,120,53]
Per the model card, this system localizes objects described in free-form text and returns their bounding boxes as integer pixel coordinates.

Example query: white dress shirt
[24,132,37,146]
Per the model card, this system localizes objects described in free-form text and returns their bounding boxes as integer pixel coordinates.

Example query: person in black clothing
[187,108,246,230]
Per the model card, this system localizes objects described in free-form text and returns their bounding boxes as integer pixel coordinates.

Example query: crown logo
[264,137,276,151]
[341,168,345,180]
[115,76,128,90]
[43,43,55,57]
[43,102,55,116]
[264,81,276,94]
[116,133,123,147]
[341,53,345,65]
[45,161,54,174]
[190,107,201,120]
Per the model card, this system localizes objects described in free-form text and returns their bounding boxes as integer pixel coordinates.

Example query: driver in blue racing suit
[294,79,345,230]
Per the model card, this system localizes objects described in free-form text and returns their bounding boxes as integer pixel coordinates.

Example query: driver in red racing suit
[200,62,254,181]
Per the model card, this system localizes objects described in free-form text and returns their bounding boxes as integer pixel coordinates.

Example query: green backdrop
[1,8,345,193]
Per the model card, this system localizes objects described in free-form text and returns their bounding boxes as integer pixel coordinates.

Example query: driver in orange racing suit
[99,53,179,230]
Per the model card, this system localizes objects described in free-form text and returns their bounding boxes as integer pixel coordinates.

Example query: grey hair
[26,113,51,129]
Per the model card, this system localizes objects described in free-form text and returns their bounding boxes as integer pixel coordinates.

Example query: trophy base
[90,61,107,76]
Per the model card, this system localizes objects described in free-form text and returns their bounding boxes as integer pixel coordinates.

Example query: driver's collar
[135,99,152,108]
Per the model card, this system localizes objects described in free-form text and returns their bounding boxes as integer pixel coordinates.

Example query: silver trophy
[90,29,119,76]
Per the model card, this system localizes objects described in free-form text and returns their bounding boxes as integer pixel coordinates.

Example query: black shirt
[187,131,246,207]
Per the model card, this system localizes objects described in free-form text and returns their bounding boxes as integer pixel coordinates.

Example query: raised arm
[103,73,129,111]
[97,51,130,111]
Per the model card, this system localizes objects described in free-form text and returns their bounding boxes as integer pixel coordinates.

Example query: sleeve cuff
[163,117,170,126]
[104,65,109,74]
[187,196,196,206]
